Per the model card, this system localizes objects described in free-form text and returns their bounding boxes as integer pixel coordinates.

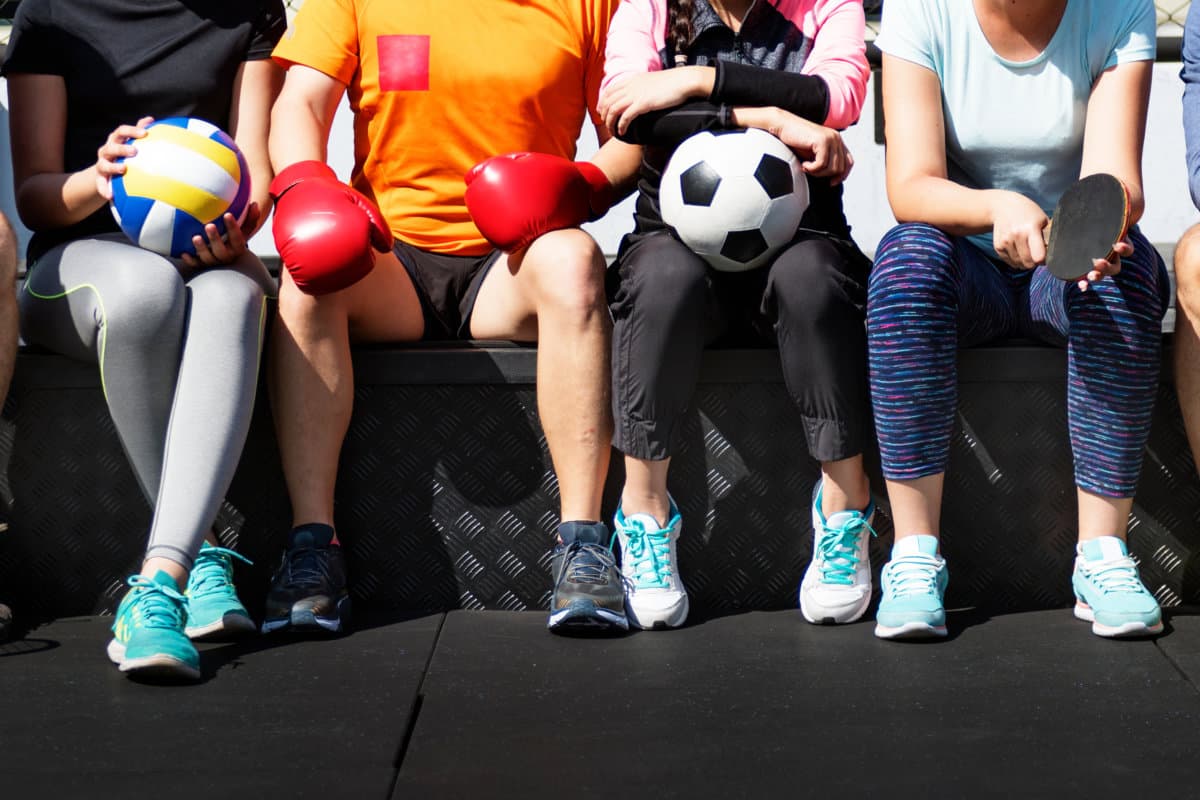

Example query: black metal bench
[2,327,1198,625]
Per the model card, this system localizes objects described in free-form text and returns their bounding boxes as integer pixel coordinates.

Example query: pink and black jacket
[601,0,869,237]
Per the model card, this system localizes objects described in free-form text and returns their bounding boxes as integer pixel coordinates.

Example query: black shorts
[393,239,504,340]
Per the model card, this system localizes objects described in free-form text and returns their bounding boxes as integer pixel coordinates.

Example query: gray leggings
[21,233,275,570]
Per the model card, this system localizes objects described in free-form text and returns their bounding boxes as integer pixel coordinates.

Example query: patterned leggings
[867,223,1169,498]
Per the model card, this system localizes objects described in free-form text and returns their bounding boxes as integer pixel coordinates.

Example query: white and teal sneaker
[874,534,948,640]
[1072,536,1162,638]
[185,543,256,640]
[799,481,876,624]
[613,499,688,629]
[107,570,201,681]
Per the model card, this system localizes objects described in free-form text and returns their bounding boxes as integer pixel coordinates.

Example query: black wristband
[711,60,830,124]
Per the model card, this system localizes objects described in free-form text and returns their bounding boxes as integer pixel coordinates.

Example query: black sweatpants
[608,228,871,463]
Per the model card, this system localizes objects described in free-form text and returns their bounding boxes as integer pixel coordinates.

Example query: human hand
[1074,237,1130,292]
[771,113,853,184]
[989,190,1050,270]
[599,68,707,136]
[181,203,260,268]
[95,116,154,200]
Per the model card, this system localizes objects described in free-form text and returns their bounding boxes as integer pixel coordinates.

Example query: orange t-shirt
[274,0,618,255]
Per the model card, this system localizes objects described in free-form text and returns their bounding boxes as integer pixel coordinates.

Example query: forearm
[887,175,1002,237]
[268,67,343,171]
[712,62,829,123]
[232,59,284,233]
[619,101,732,146]
[589,136,642,199]
[269,103,329,170]
[15,168,107,232]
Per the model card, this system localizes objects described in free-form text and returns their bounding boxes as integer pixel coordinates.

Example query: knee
[523,228,606,315]
[619,245,708,318]
[769,240,848,313]
[0,213,17,293]
[275,267,347,326]
[868,223,957,300]
[191,267,265,306]
[1175,224,1200,311]
[109,262,188,343]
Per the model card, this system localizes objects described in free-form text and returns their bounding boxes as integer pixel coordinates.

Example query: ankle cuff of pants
[143,543,194,572]
[613,417,677,462]
[802,416,865,464]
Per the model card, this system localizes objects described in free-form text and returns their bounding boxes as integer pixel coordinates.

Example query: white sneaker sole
[107,639,201,681]
[799,572,872,625]
[1073,602,1163,638]
[186,612,257,640]
[628,594,689,630]
[874,620,947,640]
[548,601,629,632]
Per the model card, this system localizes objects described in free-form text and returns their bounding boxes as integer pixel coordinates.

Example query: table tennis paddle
[1043,173,1130,281]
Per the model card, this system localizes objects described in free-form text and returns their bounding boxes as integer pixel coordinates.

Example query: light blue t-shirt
[876,0,1156,254]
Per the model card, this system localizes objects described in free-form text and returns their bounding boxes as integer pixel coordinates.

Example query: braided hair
[666,0,695,66]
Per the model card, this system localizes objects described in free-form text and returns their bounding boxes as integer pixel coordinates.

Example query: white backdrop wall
[0,62,1194,262]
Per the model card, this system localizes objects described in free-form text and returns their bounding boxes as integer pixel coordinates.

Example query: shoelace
[562,541,618,585]
[816,513,877,586]
[125,574,187,629]
[279,546,334,589]
[883,553,943,598]
[189,547,253,596]
[615,521,673,589]
[1080,555,1145,595]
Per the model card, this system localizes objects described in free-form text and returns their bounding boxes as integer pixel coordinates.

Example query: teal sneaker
[613,498,688,630]
[107,570,200,681]
[185,543,256,640]
[874,534,948,640]
[1072,536,1162,638]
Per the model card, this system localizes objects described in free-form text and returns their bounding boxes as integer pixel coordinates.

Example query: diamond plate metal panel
[3,348,1200,623]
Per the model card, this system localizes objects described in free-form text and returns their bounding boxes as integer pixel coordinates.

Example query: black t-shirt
[3,0,286,261]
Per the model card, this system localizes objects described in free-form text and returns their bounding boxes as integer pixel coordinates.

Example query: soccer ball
[110,117,250,259]
[659,128,808,272]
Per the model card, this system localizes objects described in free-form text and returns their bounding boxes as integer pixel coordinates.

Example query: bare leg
[1077,490,1132,542]
[1174,223,1200,480]
[620,456,672,527]
[819,455,871,516]
[269,251,425,528]
[470,229,612,525]
[885,473,944,543]
[0,214,18,406]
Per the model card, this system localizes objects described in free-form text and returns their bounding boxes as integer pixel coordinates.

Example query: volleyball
[110,117,250,258]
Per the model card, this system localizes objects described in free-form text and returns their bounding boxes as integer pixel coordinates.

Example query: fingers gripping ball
[660,129,809,273]
[110,117,250,258]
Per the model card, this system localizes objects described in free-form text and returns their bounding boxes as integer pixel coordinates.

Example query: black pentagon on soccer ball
[679,161,722,206]
[721,228,770,263]
[754,154,794,199]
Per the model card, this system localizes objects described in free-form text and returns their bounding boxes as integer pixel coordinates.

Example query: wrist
[730,106,783,133]
[269,160,337,201]
[576,161,614,217]
[689,66,715,99]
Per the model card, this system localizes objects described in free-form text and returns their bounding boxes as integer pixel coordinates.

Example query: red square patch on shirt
[378,34,430,92]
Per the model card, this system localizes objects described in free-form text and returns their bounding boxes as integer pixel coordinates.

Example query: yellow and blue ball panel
[110,117,250,258]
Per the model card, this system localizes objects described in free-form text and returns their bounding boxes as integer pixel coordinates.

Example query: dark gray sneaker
[548,521,628,633]
[261,525,351,634]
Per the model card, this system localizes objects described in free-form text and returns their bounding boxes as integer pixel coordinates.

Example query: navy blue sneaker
[548,521,628,633]
[261,525,351,634]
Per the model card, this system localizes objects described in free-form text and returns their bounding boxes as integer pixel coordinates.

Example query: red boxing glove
[465,153,614,252]
[269,161,393,295]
